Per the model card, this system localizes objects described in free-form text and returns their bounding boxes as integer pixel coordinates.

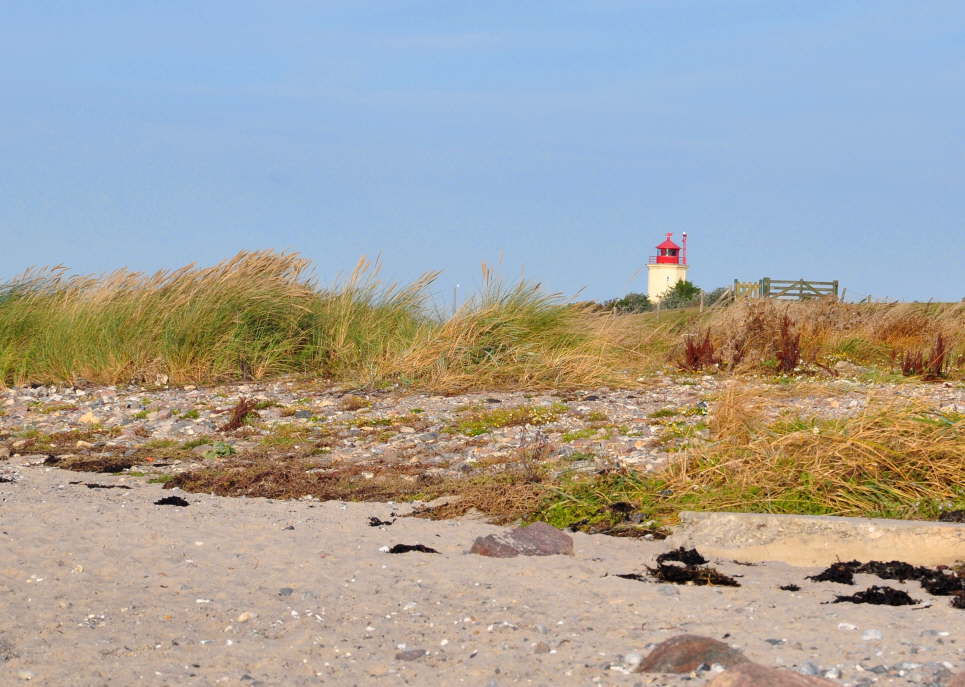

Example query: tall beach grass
[0,251,962,388]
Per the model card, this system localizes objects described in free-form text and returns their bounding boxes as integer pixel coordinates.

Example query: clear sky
[2,1,963,303]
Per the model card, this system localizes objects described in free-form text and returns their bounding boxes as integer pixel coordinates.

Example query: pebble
[861,629,883,641]
[8,379,946,488]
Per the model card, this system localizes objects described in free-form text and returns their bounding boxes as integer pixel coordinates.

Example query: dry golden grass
[707,382,764,444]
[660,399,965,518]
[695,298,965,376]
[2,252,962,389]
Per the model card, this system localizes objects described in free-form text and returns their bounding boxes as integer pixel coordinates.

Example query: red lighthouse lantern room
[650,232,687,265]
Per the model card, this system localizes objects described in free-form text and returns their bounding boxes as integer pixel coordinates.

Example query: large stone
[635,634,748,673]
[707,663,841,686]
[666,511,965,567]
[469,522,574,558]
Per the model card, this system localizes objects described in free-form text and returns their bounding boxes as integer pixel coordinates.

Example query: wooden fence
[733,278,839,301]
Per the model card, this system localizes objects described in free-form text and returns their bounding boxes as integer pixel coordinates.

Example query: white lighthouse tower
[646,232,689,301]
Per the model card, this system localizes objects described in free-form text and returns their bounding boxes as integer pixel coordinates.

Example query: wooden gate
[760,278,839,300]
[732,280,760,299]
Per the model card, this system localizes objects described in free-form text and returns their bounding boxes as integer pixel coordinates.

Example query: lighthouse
[646,232,689,301]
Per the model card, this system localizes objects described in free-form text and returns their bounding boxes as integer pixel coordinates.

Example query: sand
[1,464,962,686]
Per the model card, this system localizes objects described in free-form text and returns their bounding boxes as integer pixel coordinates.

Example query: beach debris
[469,522,574,558]
[647,561,740,587]
[939,509,965,522]
[388,544,438,554]
[633,547,740,587]
[218,398,258,432]
[779,584,801,592]
[804,559,964,607]
[806,561,857,585]
[833,585,919,606]
[369,516,394,527]
[656,547,707,566]
[395,648,427,661]
[154,495,189,507]
[614,573,648,582]
[68,481,131,490]
[47,455,136,473]
[635,634,748,673]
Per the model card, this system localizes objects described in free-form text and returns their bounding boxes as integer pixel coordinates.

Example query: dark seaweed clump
[646,547,738,587]
[656,547,708,566]
[806,561,859,585]
[388,544,439,554]
[647,562,740,586]
[807,559,965,609]
[833,585,919,606]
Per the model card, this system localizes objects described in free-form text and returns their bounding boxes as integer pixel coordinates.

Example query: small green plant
[649,407,679,419]
[203,442,236,459]
[148,474,174,484]
[260,424,312,447]
[132,410,149,420]
[143,438,177,449]
[180,436,216,450]
[180,409,200,420]
[562,427,598,442]
[39,403,79,414]
[453,403,568,436]
[562,450,597,462]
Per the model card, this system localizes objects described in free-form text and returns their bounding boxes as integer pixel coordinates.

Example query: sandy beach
[1,461,962,686]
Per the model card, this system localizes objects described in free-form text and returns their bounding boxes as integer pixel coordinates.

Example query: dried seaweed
[833,585,919,606]
[388,544,439,554]
[646,563,740,587]
[656,547,708,566]
[806,561,860,585]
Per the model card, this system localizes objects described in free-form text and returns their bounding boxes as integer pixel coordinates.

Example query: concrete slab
[667,511,965,567]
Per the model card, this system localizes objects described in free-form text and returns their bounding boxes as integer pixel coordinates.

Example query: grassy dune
[0,250,962,388]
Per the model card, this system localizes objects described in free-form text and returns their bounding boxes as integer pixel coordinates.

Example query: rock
[635,635,748,673]
[469,522,574,558]
[833,360,868,376]
[293,410,312,419]
[948,673,965,687]
[533,641,550,654]
[707,663,842,686]
[623,652,644,671]
[0,446,11,459]
[395,648,427,661]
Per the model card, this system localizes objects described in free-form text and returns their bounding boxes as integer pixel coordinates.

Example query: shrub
[601,292,652,313]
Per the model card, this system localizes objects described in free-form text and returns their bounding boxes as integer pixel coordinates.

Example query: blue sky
[2,1,963,303]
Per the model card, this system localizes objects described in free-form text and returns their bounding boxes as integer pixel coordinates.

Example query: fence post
[833,280,839,299]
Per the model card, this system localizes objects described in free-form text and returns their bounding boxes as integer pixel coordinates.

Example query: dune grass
[1,251,962,389]
[537,391,965,529]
